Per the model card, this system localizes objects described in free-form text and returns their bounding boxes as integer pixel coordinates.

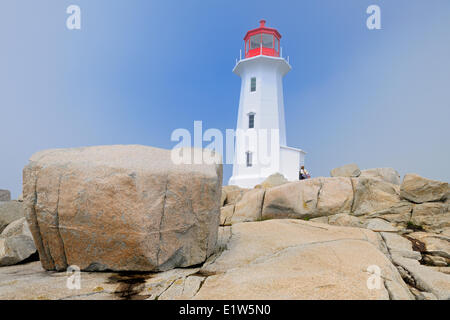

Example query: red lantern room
[244,20,281,58]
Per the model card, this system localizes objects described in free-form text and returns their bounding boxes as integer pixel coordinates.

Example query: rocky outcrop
[364,202,413,229]
[330,163,361,178]
[220,205,234,226]
[0,190,11,202]
[407,232,449,261]
[232,188,265,224]
[400,174,448,203]
[256,173,288,189]
[221,186,249,206]
[391,255,450,300]
[0,201,25,233]
[410,202,449,233]
[360,168,401,185]
[23,145,222,272]
[352,177,402,216]
[0,218,36,267]
[261,177,353,220]
[217,170,449,300]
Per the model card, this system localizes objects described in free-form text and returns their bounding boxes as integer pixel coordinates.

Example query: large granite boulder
[0,190,11,202]
[352,177,402,216]
[23,145,222,272]
[257,173,289,189]
[330,163,361,178]
[221,186,249,206]
[400,174,448,204]
[0,201,25,233]
[195,220,413,300]
[231,188,265,224]
[262,177,353,220]
[360,168,401,185]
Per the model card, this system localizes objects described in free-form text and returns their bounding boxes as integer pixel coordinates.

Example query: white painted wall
[229,55,305,188]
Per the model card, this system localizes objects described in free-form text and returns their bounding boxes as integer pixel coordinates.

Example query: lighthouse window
[246,152,253,167]
[262,34,273,48]
[248,113,255,129]
[274,37,279,51]
[250,34,261,50]
[250,77,256,92]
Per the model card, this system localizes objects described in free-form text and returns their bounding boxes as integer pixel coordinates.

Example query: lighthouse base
[228,175,267,189]
[228,145,306,189]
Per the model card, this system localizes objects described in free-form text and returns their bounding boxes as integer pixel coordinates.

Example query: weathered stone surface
[0,261,119,300]
[222,186,249,206]
[262,177,353,220]
[325,213,364,228]
[195,220,412,300]
[392,255,450,300]
[0,201,25,233]
[158,275,205,300]
[400,174,448,204]
[365,219,398,232]
[0,260,204,300]
[220,205,234,226]
[407,232,449,260]
[1,217,32,238]
[0,218,36,267]
[141,267,201,300]
[352,178,401,216]
[23,145,222,272]
[0,235,36,267]
[0,221,417,300]
[231,189,265,224]
[262,179,320,220]
[365,202,413,228]
[0,190,11,202]
[259,173,288,189]
[410,202,449,232]
[380,232,422,260]
[360,168,401,185]
[220,190,227,207]
[423,254,448,267]
[330,163,361,178]
[408,286,438,300]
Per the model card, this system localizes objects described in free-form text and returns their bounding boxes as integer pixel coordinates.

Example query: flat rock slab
[0,222,414,300]
[195,220,413,300]
[392,255,450,300]
[0,261,204,300]
[0,262,118,300]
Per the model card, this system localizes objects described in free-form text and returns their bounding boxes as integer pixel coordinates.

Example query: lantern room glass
[262,34,273,48]
[250,34,261,50]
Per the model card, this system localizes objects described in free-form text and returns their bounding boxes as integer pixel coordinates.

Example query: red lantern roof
[243,20,282,59]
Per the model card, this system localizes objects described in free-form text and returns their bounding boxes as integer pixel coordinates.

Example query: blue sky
[1,1,449,198]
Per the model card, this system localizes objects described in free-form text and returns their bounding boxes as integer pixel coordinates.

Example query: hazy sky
[1,0,449,198]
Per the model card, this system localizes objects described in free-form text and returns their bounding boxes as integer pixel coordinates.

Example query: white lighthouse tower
[229,20,306,188]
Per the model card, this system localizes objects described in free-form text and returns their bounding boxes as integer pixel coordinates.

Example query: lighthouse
[229,20,306,188]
